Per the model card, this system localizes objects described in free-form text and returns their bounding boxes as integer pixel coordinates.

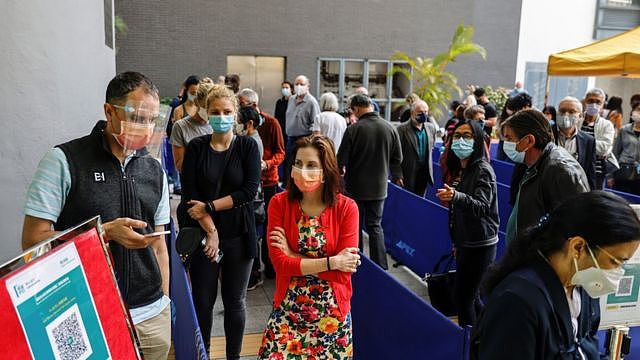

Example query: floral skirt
[258,275,352,360]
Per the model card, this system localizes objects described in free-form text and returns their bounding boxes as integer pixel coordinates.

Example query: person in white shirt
[312,92,347,153]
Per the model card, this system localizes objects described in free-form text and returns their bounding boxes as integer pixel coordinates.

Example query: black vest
[55,120,164,308]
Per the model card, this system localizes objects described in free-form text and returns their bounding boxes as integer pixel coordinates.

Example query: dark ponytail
[483,191,640,294]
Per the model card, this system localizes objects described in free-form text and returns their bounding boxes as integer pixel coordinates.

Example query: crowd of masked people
[19,69,640,359]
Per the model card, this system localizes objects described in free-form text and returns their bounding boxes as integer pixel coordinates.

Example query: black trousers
[356,199,388,269]
[250,184,279,276]
[190,237,253,359]
[454,244,496,327]
[406,162,430,197]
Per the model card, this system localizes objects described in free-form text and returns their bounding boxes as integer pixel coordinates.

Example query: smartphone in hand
[144,230,171,237]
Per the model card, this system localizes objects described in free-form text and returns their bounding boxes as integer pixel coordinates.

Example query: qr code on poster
[615,276,634,297]
[45,304,93,360]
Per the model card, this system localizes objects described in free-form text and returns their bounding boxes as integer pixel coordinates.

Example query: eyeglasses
[596,245,626,266]
[452,133,474,140]
[111,103,161,124]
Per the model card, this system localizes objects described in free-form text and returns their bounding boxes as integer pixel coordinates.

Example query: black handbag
[175,227,204,266]
[424,253,458,317]
[176,136,236,264]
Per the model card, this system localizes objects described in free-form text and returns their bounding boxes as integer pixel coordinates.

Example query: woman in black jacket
[180,83,261,358]
[472,191,640,359]
[437,119,499,326]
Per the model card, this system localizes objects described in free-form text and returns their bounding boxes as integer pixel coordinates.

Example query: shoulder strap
[214,136,236,199]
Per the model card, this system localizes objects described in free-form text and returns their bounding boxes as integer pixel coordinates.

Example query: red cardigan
[267,192,359,316]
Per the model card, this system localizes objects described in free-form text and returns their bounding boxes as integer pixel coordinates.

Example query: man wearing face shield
[552,96,597,190]
[22,72,171,359]
[580,88,618,190]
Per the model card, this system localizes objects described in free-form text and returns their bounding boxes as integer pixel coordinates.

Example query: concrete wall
[596,77,640,118]
[515,0,597,83]
[0,1,116,263]
[115,0,522,102]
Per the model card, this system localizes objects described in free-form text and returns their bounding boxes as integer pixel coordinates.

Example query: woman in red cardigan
[258,135,361,359]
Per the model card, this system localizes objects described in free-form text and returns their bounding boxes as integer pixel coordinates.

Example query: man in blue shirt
[21,72,171,360]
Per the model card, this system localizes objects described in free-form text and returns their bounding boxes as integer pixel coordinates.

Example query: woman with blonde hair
[180,83,261,358]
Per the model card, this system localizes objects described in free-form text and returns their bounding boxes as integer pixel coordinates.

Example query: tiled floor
[169,195,431,359]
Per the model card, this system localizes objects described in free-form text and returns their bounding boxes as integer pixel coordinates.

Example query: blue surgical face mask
[416,113,428,123]
[281,88,291,97]
[503,140,526,163]
[451,138,475,160]
[208,115,235,133]
[585,103,601,117]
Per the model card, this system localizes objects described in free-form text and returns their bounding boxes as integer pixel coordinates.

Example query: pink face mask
[291,166,323,192]
[113,121,154,150]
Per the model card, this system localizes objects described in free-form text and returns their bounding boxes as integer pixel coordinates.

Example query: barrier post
[606,326,631,360]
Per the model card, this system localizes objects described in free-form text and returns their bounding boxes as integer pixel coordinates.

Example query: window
[316,58,412,120]
[594,0,640,39]
[524,62,588,110]
[104,0,114,49]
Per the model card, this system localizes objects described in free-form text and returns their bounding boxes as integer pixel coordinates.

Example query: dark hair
[180,75,200,104]
[455,104,466,121]
[349,94,373,109]
[542,105,557,121]
[606,96,623,112]
[287,135,344,207]
[225,74,240,93]
[105,71,159,104]
[631,93,640,109]
[445,119,487,176]
[473,87,486,98]
[501,109,554,150]
[507,92,533,112]
[483,191,640,294]
[449,100,461,112]
[282,81,293,90]
[238,105,262,129]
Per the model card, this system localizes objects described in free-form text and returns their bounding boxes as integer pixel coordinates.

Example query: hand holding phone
[144,230,171,237]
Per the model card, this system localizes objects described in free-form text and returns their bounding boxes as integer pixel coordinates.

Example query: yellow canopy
[547,26,640,78]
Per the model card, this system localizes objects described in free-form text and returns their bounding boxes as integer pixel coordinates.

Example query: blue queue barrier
[490,158,515,185]
[383,183,457,276]
[167,220,208,360]
[489,142,498,159]
[605,187,640,204]
[351,255,471,360]
[383,183,508,276]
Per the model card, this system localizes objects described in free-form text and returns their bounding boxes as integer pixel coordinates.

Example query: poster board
[0,217,140,359]
[599,205,640,328]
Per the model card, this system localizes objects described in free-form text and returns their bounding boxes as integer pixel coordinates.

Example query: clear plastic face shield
[109,100,167,156]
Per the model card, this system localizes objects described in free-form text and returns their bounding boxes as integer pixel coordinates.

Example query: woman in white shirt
[312,92,347,152]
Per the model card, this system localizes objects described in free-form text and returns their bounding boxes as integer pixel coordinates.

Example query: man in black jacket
[22,72,171,360]
[502,109,589,244]
[338,94,403,269]
[553,96,597,190]
[396,100,437,197]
